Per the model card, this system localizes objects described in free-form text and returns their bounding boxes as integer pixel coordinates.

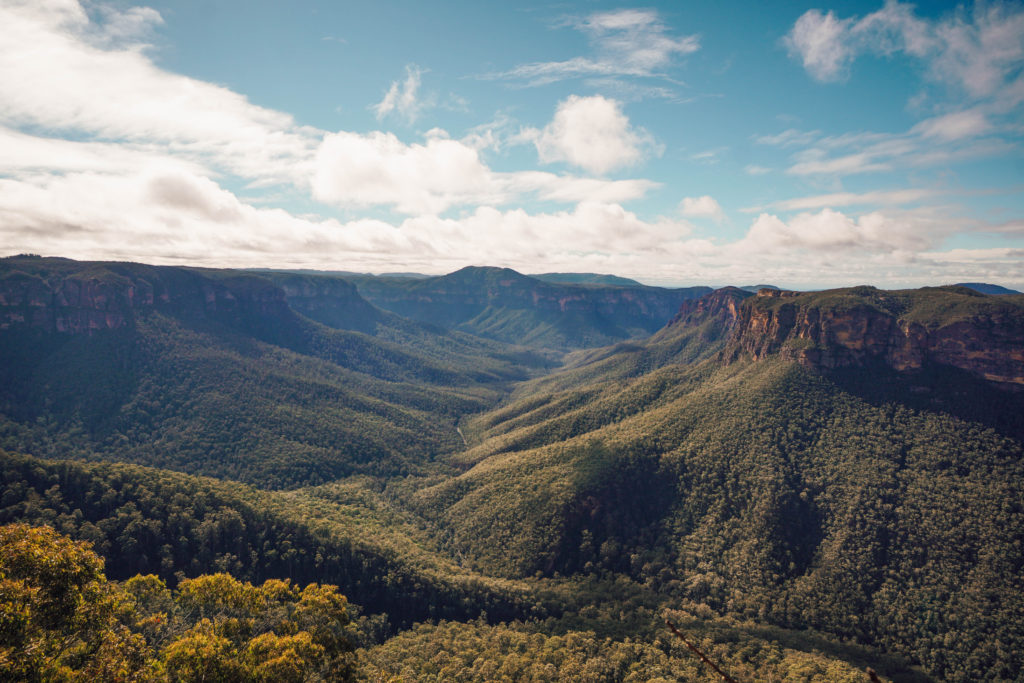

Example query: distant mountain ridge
[954,282,1022,295]
[0,256,550,487]
[347,266,711,350]
[531,272,643,287]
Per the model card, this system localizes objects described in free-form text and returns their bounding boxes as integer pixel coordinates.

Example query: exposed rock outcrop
[665,286,752,330]
[260,272,383,334]
[0,257,292,336]
[726,286,1024,387]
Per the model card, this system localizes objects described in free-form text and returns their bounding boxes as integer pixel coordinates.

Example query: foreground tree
[0,523,355,681]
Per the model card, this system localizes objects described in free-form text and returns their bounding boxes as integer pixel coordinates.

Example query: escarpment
[726,285,1024,386]
[0,257,292,335]
[665,286,753,329]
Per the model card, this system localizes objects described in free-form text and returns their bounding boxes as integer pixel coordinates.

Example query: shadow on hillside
[719,621,935,683]
[826,363,1024,443]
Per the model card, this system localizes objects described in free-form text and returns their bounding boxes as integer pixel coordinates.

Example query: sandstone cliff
[259,272,383,334]
[664,286,752,330]
[0,257,292,335]
[726,285,1024,387]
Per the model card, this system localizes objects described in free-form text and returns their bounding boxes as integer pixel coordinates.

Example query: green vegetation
[0,449,536,629]
[0,523,356,681]
[531,272,646,287]
[346,265,708,350]
[0,259,556,488]
[414,357,1023,681]
[746,284,1024,329]
[0,258,1021,681]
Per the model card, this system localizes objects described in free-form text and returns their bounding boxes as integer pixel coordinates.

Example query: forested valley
[1,255,1022,682]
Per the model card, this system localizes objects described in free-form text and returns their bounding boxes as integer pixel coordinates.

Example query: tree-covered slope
[0,257,552,487]
[347,266,711,350]
[408,286,1024,681]
[2,264,1022,681]
[0,449,538,630]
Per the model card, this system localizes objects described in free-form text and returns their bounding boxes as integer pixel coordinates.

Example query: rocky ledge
[726,285,1024,387]
[0,257,290,335]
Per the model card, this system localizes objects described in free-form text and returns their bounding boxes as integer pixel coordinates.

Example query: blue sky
[1,0,1022,288]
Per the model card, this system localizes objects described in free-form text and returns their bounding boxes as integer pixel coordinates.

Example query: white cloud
[754,128,821,147]
[785,1,1024,101]
[740,207,951,253]
[744,164,772,175]
[579,9,700,73]
[491,9,698,87]
[680,195,724,222]
[784,10,854,81]
[505,173,659,205]
[911,109,992,141]
[2,166,1018,289]
[0,168,685,272]
[0,2,661,220]
[374,64,425,123]
[311,127,659,214]
[752,188,939,212]
[781,109,1012,177]
[0,0,319,185]
[787,150,890,176]
[312,130,501,215]
[524,95,659,175]
[1,1,1018,291]
[0,125,207,177]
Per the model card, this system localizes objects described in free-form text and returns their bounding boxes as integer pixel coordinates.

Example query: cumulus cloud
[490,8,698,86]
[784,9,854,81]
[312,130,499,214]
[1,1,1017,290]
[523,95,659,175]
[374,64,425,123]
[311,128,659,214]
[2,167,1018,288]
[0,0,319,185]
[0,168,684,272]
[740,207,950,253]
[680,196,724,222]
[785,1,1024,100]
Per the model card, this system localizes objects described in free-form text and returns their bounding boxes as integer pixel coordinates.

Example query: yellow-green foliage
[359,617,874,683]
[0,523,356,681]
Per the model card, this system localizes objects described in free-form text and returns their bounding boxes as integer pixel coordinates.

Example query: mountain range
[0,254,1021,681]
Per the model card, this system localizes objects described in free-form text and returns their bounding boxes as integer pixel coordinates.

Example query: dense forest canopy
[0,256,1021,681]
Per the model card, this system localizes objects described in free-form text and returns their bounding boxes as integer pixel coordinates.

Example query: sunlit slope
[0,448,539,629]
[411,287,1024,680]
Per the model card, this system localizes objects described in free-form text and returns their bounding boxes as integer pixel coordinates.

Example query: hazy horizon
[1,0,1022,289]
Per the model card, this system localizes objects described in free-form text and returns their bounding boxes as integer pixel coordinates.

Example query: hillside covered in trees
[0,256,1022,681]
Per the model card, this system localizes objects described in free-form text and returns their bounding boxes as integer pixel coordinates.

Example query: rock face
[0,257,292,336]
[665,286,752,330]
[259,272,383,334]
[727,286,1024,387]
